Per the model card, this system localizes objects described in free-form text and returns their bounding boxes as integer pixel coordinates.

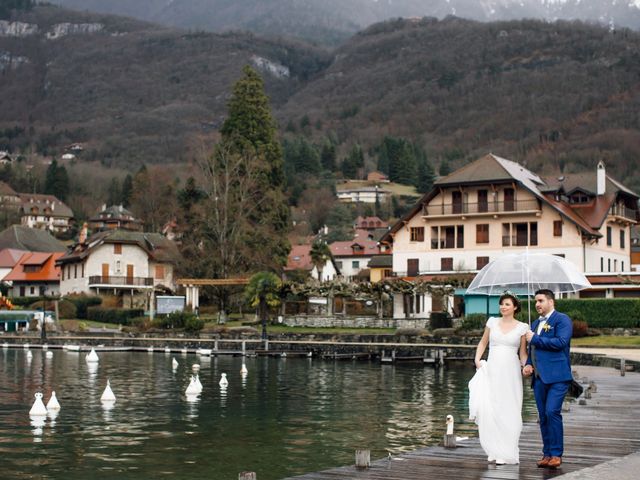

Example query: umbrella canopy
[466,252,592,296]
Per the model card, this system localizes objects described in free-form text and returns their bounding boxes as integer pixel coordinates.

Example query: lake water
[0,348,536,479]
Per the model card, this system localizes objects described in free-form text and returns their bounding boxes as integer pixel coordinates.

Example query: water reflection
[0,350,537,480]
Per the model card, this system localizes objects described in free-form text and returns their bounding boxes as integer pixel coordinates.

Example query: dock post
[238,472,256,480]
[214,340,219,352]
[392,350,396,363]
[355,449,370,469]
[265,340,269,352]
[621,358,626,376]
[242,341,246,356]
[444,434,456,448]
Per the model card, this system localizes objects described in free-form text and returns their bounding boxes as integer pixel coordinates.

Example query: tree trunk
[260,295,268,340]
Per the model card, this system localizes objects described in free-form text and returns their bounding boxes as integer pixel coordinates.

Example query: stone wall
[282,315,430,329]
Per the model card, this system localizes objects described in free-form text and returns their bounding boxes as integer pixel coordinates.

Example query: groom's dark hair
[535,289,555,300]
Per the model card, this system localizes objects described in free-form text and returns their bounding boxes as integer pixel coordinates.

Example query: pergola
[175,278,250,309]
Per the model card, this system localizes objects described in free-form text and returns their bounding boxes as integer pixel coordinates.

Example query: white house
[57,229,179,307]
[285,244,340,281]
[18,193,73,233]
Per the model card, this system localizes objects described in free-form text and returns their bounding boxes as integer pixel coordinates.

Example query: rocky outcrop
[250,55,290,79]
[0,20,39,37]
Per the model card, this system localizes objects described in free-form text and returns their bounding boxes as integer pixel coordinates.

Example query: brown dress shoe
[536,456,551,467]
[547,456,562,468]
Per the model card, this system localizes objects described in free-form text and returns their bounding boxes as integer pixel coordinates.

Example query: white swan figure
[172,358,179,369]
[240,363,248,375]
[86,348,99,363]
[219,373,228,388]
[185,376,200,395]
[46,391,61,411]
[29,392,48,416]
[100,379,116,403]
[45,351,53,359]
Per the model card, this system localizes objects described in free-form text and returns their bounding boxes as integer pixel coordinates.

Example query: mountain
[46,0,640,45]
[2,6,640,191]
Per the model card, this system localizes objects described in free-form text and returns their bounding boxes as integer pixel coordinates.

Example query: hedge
[430,312,452,329]
[64,295,103,319]
[555,299,640,328]
[86,307,144,325]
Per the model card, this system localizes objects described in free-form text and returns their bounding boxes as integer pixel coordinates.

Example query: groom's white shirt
[536,309,555,335]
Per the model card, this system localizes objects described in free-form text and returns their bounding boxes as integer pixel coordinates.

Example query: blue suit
[526,310,573,458]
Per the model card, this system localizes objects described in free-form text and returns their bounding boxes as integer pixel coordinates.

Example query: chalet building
[4,252,64,297]
[366,171,389,182]
[336,185,391,204]
[57,229,179,308]
[329,239,381,280]
[18,193,73,233]
[382,154,639,317]
[285,244,340,282]
[88,204,143,232]
[0,181,20,206]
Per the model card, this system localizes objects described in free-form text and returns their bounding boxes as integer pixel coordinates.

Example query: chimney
[597,161,606,196]
[78,222,88,244]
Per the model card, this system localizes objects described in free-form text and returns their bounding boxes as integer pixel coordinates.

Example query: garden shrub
[555,299,640,328]
[86,307,143,325]
[460,313,487,330]
[29,299,77,319]
[430,312,452,329]
[64,294,102,319]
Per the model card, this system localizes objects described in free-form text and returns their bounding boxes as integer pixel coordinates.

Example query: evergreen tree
[121,174,133,207]
[218,65,290,270]
[106,178,121,206]
[439,159,451,176]
[44,159,69,201]
[416,157,436,193]
[320,141,336,172]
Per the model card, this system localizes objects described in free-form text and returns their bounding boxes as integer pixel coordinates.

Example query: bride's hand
[475,359,484,369]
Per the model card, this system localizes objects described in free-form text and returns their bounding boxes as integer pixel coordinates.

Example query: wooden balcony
[423,199,540,218]
[609,205,638,223]
[88,276,154,288]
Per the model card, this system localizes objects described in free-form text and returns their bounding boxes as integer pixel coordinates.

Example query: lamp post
[40,293,47,344]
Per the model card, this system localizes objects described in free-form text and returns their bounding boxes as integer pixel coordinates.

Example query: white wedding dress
[468,317,528,464]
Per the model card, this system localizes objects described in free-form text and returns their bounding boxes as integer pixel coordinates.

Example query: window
[114,243,122,254]
[476,256,489,270]
[478,190,488,212]
[502,222,537,246]
[116,260,121,273]
[457,225,464,248]
[407,259,419,276]
[74,265,78,278]
[410,227,424,242]
[61,267,65,281]
[431,226,463,249]
[81,263,84,278]
[30,287,35,295]
[600,257,604,272]
[620,230,625,249]
[452,191,463,214]
[614,259,618,271]
[352,260,360,269]
[622,261,625,271]
[608,258,611,272]
[553,220,562,237]
[336,261,343,269]
[441,257,453,271]
[504,188,515,211]
[23,265,41,273]
[155,265,165,279]
[476,224,489,244]
[607,227,612,246]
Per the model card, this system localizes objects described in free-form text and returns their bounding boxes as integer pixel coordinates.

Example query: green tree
[416,157,436,193]
[219,65,290,269]
[106,178,122,206]
[44,159,69,201]
[310,240,332,281]
[121,174,133,207]
[320,141,336,171]
[439,159,451,176]
[244,271,282,340]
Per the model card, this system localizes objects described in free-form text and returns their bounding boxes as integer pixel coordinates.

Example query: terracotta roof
[330,239,379,257]
[0,248,28,268]
[0,181,17,196]
[4,252,63,282]
[285,244,314,271]
[0,225,66,252]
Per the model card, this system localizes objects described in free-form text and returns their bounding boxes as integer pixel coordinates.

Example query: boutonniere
[543,323,552,332]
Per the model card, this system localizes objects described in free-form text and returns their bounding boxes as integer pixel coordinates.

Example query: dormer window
[23,265,42,273]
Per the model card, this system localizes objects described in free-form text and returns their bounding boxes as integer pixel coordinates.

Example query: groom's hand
[525,330,535,342]
[522,365,533,377]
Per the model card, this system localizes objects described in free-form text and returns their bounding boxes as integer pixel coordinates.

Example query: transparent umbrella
[465,251,592,323]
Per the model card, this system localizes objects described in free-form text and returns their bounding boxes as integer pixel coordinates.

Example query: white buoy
[185,376,200,395]
[23,343,30,350]
[306,351,313,358]
[219,373,228,388]
[2,342,8,348]
[46,391,61,411]
[147,346,154,353]
[172,357,179,369]
[281,352,287,358]
[164,346,171,354]
[42,344,48,351]
[29,392,48,416]
[86,348,99,363]
[46,351,53,359]
[192,363,200,372]
[100,380,116,403]
[194,375,203,393]
[240,363,248,375]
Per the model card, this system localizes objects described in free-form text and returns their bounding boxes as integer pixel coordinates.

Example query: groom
[523,289,573,469]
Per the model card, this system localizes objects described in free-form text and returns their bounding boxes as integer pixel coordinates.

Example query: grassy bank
[572,336,640,347]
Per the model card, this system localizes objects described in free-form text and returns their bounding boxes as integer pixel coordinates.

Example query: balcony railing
[609,205,638,222]
[88,276,154,287]
[424,199,540,216]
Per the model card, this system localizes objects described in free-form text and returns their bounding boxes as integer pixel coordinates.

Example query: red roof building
[4,252,63,297]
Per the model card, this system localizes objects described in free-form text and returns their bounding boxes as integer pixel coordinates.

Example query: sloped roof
[57,229,180,265]
[367,254,393,268]
[0,248,28,268]
[330,239,379,257]
[90,204,138,221]
[0,181,17,196]
[0,226,66,252]
[17,193,73,218]
[4,252,63,282]
[285,244,314,271]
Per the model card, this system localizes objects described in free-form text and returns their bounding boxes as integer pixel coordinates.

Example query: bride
[468,292,529,465]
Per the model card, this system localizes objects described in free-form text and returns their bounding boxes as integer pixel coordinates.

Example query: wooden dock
[284,365,640,480]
